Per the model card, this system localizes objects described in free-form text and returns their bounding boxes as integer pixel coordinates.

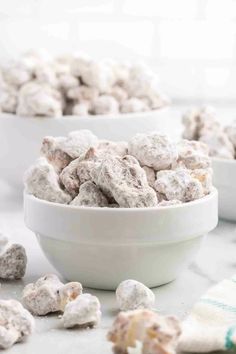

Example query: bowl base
[36,233,204,290]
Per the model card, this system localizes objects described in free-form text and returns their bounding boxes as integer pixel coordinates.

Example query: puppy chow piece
[0,300,34,349]
[72,148,118,202]
[64,130,98,158]
[41,136,72,172]
[120,98,148,113]
[91,95,119,115]
[182,106,217,140]
[154,169,204,202]
[67,85,98,102]
[60,146,106,198]
[144,92,170,110]
[62,293,101,329]
[124,63,158,98]
[71,53,93,77]
[80,61,116,93]
[178,139,209,156]
[72,102,89,116]
[177,140,211,170]
[0,233,27,279]
[142,166,156,188]
[60,158,81,197]
[72,145,127,200]
[22,274,82,316]
[111,61,131,85]
[107,309,181,354]
[2,62,32,87]
[41,130,98,166]
[156,191,167,203]
[190,168,213,195]
[128,133,178,170]
[17,82,63,117]
[35,64,58,87]
[109,85,128,103]
[0,244,27,280]
[76,148,101,184]
[70,181,109,207]
[98,140,128,157]
[90,155,158,208]
[116,280,155,311]
[50,54,72,76]
[57,73,79,92]
[24,157,72,204]
[200,130,235,159]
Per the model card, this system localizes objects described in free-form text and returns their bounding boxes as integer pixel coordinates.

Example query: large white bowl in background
[0,109,174,190]
[212,158,236,221]
[24,189,218,290]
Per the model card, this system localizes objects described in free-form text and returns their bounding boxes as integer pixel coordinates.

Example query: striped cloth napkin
[178,275,236,352]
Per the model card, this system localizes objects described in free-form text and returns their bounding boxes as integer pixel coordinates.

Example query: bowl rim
[0,106,168,122]
[24,187,218,213]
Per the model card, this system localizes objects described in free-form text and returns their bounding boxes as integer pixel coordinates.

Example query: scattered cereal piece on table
[116,280,155,311]
[22,274,82,316]
[62,293,101,329]
[0,299,34,349]
[0,233,27,279]
[107,309,181,354]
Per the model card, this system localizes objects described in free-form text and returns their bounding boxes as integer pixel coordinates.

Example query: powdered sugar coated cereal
[62,293,101,329]
[22,274,82,316]
[116,280,155,311]
[128,133,178,170]
[0,300,34,349]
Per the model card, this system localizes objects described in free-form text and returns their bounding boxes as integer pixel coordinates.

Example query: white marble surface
[1,105,236,353]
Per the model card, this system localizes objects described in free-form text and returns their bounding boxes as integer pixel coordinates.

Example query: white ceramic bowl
[0,109,172,190]
[24,189,218,290]
[212,158,236,221]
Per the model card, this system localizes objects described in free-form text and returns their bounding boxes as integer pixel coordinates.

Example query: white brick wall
[0,0,236,103]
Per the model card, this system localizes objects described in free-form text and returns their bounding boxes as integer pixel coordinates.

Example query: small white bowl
[24,189,218,290]
[212,158,236,221]
[0,109,171,190]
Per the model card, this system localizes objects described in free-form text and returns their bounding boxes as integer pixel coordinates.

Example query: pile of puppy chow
[24,130,213,207]
[0,50,168,117]
[182,106,236,159]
